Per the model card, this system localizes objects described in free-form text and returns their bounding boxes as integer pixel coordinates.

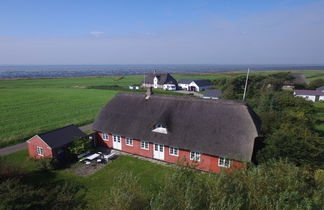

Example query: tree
[308,79,324,90]
[257,122,324,168]
[68,137,92,156]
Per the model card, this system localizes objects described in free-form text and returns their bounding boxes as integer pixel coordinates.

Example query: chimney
[145,87,153,99]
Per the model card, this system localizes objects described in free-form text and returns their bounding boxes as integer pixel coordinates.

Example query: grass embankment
[314,102,324,134]
[2,150,173,209]
[0,70,323,148]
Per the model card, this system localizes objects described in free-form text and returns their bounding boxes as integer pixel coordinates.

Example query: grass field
[2,150,173,209]
[0,70,323,148]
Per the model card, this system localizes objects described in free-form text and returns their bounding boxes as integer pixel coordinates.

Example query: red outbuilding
[27,125,87,160]
[92,89,260,173]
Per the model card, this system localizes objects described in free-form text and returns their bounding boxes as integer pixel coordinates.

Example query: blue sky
[0,0,324,64]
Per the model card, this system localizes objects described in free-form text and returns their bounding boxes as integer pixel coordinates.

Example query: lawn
[2,150,174,209]
[0,69,322,148]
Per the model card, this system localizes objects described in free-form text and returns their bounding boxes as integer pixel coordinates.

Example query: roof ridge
[116,92,245,105]
[38,124,77,137]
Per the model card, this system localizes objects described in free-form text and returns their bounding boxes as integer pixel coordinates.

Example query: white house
[294,90,324,102]
[142,72,177,89]
[178,79,212,92]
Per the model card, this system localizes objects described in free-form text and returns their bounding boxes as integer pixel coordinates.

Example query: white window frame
[102,133,109,141]
[141,141,149,150]
[218,157,231,168]
[113,135,121,142]
[190,151,201,161]
[36,146,44,156]
[169,146,179,156]
[126,137,133,146]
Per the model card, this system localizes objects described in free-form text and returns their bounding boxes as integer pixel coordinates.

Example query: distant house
[93,92,260,173]
[27,125,87,160]
[142,72,177,89]
[294,90,324,102]
[178,79,211,92]
[316,86,324,92]
[203,89,222,99]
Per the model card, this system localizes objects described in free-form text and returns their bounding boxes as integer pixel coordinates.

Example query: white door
[113,135,122,150]
[153,143,164,160]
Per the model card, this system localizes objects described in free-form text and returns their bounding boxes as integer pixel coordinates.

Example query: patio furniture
[85,161,91,165]
[103,151,117,161]
[84,153,100,161]
[97,159,102,163]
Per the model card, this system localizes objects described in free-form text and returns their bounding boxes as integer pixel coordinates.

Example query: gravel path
[0,123,93,156]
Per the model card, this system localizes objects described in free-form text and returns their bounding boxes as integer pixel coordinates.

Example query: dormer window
[152,124,168,134]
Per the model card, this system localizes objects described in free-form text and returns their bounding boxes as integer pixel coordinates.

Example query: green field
[0,70,323,148]
[2,150,173,209]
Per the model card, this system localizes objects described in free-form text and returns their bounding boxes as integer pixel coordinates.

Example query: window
[113,135,121,142]
[126,137,133,146]
[152,124,168,134]
[190,151,201,161]
[218,157,231,168]
[169,147,179,156]
[36,146,44,156]
[102,133,109,140]
[141,141,149,150]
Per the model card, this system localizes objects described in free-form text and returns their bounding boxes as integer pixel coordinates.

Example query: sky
[0,0,324,65]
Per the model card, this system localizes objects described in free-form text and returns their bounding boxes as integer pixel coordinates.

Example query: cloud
[90,31,104,37]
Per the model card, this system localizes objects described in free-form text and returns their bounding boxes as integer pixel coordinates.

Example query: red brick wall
[27,135,53,159]
[96,132,245,173]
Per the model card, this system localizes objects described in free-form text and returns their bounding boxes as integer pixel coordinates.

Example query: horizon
[1,0,324,65]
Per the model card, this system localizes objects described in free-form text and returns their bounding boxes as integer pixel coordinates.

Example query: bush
[33,158,61,171]
[0,158,24,182]
[101,172,148,210]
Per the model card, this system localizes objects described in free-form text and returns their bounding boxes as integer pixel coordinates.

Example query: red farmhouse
[93,90,260,173]
[27,125,86,160]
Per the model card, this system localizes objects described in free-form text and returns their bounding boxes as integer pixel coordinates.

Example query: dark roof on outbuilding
[203,89,222,98]
[294,90,324,96]
[93,93,260,162]
[38,125,87,149]
[178,79,195,84]
[316,86,324,91]
[192,79,211,87]
[142,73,177,85]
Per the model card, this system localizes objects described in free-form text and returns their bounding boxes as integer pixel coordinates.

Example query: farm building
[27,125,87,160]
[93,90,260,173]
[178,79,212,92]
[142,72,177,89]
[203,89,222,99]
[294,90,324,102]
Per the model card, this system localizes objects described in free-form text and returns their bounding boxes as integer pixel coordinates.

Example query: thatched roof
[93,93,260,162]
[142,72,177,85]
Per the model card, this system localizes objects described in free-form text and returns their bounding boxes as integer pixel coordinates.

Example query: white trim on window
[126,137,133,146]
[36,146,44,156]
[102,133,109,141]
[169,146,179,156]
[141,141,149,150]
[218,157,231,168]
[190,151,201,161]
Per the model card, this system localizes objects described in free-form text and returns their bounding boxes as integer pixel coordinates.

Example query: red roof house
[27,125,87,160]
